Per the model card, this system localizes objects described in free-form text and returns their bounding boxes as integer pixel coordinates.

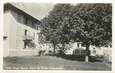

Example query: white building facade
[3,3,41,57]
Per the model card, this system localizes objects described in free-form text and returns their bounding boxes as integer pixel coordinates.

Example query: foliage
[69,4,112,47]
[40,3,112,56]
[40,4,73,53]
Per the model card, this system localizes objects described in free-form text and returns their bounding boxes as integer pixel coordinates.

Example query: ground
[3,55,111,70]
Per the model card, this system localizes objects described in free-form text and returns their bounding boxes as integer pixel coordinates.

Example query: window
[24,41,28,48]
[36,25,39,30]
[23,17,28,25]
[32,21,38,30]
[3,36,8,40]
[77,43,80,48]
[28,19,32,27]
[33,32,35,40]
[17,13,22,23]
[32,21,35,28]
[25,29,27,36]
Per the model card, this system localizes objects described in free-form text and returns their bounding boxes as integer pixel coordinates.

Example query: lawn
[3,55,111,70]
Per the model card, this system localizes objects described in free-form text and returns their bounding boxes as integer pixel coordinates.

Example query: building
[65,41,112,61]
[3,3,41,57]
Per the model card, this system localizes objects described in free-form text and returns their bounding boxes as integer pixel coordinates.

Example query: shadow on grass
[55,54,103,62]
[3,55,103,63]
[3,57,18,63]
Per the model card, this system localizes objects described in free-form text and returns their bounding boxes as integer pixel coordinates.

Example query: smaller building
[65,41,112,60]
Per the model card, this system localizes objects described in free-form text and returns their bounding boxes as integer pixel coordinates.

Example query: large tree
[40,4,112,62]
[69,4,112,62]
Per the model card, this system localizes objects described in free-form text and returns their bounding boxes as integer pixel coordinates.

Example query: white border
[2,0,114,3]
[0,0,115,73]
[0,0,3,72]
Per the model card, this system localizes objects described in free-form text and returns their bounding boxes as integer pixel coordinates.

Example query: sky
[12,3,77,20]
[12,3,55,20]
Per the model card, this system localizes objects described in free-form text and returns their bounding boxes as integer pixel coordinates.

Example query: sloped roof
[4,3,41,24]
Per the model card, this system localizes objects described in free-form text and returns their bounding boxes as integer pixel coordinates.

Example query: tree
[40,4,73,54]
[40,4,112,62]
[69,4,112,62]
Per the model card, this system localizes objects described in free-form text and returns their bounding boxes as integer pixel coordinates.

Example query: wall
[3,10,11,57]
[4,9,40,57]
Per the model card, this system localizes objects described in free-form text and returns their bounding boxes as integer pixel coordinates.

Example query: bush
[73,48,86,56]
[38,50,46,56]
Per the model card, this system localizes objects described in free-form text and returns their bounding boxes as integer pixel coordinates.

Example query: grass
[3,55,111,70]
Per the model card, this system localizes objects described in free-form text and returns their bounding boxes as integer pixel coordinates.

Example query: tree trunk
[53,43,56,55]
[61,43,65,55]
[62,43,65,51]
[85,43,90,62]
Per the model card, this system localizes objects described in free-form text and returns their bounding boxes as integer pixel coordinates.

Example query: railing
[23,35,33,41]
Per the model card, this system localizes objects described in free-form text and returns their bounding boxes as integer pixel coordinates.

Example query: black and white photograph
[3,2,112,70]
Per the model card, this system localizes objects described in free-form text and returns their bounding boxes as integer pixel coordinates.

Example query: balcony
[23,35,33,41]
